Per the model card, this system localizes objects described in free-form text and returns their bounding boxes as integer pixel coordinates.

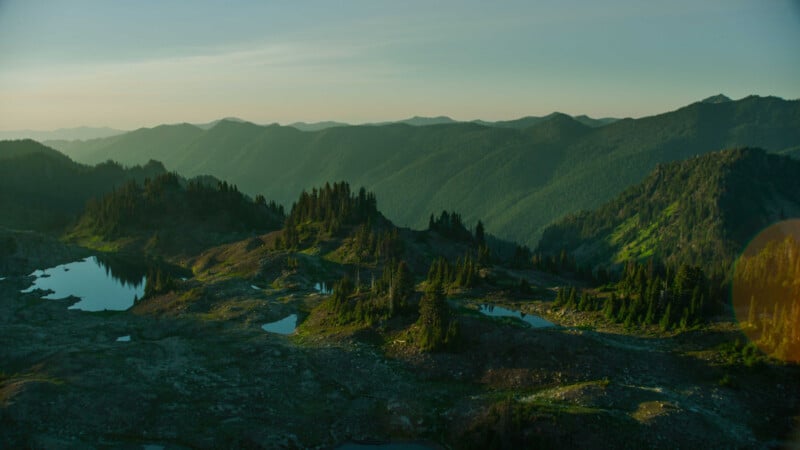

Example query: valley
[3,2,799,447]
[1,158,799,447]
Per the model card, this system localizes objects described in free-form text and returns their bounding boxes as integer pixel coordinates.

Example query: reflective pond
[261,314,298,335]
[20,256,149,311]
[478,304,555,328]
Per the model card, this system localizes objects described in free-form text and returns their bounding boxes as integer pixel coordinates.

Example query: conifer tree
[659,303,673,331]
[417,281,458,351]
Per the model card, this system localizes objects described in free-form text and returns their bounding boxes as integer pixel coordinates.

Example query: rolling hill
[47,95,800,247]
[536,147,800,273]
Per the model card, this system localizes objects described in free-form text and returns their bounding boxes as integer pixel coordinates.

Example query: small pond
[478,304,555,328]
[20,256,149,312]
[262,314,298,335]
[314,282,332,295]
[116,335,131,342]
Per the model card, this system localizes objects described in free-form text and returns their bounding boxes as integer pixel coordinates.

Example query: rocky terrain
[1,231,798,449]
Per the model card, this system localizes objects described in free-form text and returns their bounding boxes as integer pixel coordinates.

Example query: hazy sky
[1,0,798,130]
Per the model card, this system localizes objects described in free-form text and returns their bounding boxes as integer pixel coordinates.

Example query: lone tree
[391,260,414,314]
[417,280,459,351]
[475,220,485,246]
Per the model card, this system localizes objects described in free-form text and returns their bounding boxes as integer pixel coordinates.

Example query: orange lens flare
[732,219,800,363]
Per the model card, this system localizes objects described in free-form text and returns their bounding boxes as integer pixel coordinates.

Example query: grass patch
[0,372,64,405]
[610,201,678,263]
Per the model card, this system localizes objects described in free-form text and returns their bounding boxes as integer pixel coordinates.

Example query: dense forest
[556,260,722,331]
[75,172,284,253]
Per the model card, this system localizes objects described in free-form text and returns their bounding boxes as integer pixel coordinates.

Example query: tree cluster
[289,183,377,229]
[281,182,379,249]
[349,221,404,262]
[82,173,284,239]
[427,254,481,290]
[428,210,474,242]
[323,259,416,326]
[557,260,720,331]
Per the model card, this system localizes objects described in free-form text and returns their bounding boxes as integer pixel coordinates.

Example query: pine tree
[659,303,673,331]
[475,220,485,246]
[603,292,616,319]
[644,301,655,325]
[555,287,565,306]
[578,291,589,311]
[567,287,577,309]
[394,261,413,312]
[679,307,690,331]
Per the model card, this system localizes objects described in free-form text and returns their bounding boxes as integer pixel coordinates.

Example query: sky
[0,0,798,131]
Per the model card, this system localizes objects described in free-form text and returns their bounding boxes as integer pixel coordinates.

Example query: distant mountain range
[0,126,126,142]
[1,112,618,142]
[289,113,619,131]
[537,147,800,273]
[43,95,800,247]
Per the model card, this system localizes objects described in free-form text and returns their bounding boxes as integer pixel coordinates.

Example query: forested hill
[0,138,72,163]
[71,172,285,255]
[48,95,800,247]
[0,140,167,231]
[537,148,800,274]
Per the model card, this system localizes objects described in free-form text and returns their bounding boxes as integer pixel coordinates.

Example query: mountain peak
[195,117,253,130]
[519,112,592,142]
[701,94,732,104]
[398,116,457,126]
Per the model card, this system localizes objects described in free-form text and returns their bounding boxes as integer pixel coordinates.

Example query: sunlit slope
[537,148,800,273]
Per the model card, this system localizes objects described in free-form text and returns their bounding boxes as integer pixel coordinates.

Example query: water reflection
[478,304,555,328]
[21,256,146,311]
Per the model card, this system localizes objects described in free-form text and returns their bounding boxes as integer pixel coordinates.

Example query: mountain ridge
[45,95,800,247]
[536,147,800,273]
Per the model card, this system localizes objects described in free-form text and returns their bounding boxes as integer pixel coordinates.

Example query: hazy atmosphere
[1,0,799,130]
[3,2,800,449]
